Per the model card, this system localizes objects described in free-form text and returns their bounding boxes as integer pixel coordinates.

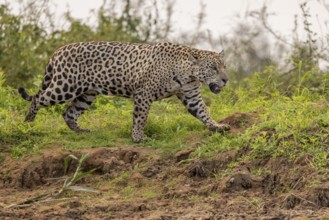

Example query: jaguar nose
[222,78,228,85]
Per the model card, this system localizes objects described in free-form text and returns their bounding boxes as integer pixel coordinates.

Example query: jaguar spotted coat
[18,41,230,142]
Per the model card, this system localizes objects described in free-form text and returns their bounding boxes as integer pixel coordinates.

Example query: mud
[1,146,328,219]
[219,112,259,134]
[0,147,148,189]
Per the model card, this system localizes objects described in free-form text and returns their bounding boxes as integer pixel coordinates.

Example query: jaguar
[18,41,230,142]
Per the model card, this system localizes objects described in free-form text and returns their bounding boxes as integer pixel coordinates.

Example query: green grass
[0,69,328,171]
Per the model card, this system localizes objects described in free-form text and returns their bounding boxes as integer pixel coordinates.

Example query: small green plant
[250,167,271,176]
[121,186,136,199]
[143,188,160,199]
[111,172,131,186]
[54,154,97,197]
[10,140,39,159]
[247,196,264,210]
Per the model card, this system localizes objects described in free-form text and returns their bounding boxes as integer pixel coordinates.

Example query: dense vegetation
[0,0,328,173]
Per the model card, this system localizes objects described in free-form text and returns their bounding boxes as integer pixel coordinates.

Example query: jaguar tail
[18,87,32,102]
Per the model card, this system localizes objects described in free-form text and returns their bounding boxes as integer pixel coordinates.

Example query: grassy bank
[0,70,328,171]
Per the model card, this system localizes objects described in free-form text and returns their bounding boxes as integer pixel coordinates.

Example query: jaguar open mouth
[209,83,221,94]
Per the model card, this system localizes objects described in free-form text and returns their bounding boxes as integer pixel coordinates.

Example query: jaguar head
[189,50,228,94]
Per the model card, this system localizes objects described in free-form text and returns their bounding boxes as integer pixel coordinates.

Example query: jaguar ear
[219,50,224,58]
[188,54,199,65]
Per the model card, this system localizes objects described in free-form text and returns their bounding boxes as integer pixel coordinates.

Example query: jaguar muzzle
[209,82,222,94]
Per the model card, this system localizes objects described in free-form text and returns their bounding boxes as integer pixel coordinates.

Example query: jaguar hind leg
[63,91,97,132]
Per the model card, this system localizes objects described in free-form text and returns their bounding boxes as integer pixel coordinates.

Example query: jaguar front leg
[131,92,152,142]
[177,85,230,132]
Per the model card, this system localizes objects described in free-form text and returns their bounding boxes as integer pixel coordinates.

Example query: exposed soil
[219,111,259,135]
[0,112,328,219]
